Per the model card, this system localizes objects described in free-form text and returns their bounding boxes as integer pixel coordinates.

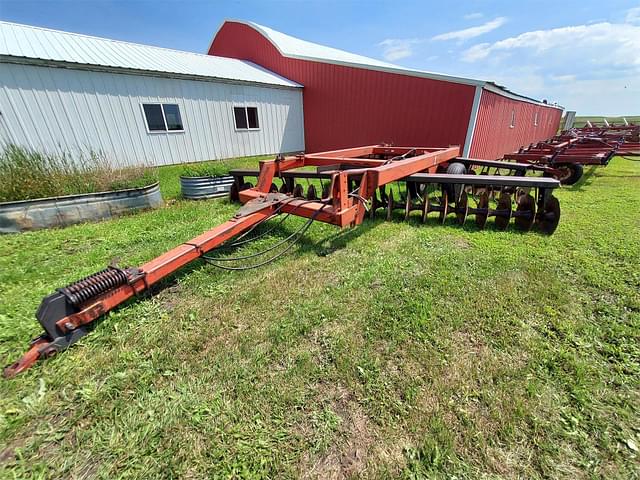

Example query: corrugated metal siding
[210,22,475,153]
[0,63,305,167]
[0,21,301,88]
[469,90,563,159]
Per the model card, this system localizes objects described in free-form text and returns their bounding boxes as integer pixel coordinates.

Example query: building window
[163,104,183,131]
[142,103,184,132]
[247,107,259,129]
[510,110,516,128]
[534,112,539,126]
[234,106,260,130]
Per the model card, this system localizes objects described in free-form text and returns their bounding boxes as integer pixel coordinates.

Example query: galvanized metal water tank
[0,183,163,233]
[180,175,234,200]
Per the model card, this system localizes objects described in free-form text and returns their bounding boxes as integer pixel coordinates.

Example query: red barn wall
[210,22,475,154]
[470,90,563,159]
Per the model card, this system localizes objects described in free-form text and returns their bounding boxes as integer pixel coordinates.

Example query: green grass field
[1,156,639,478]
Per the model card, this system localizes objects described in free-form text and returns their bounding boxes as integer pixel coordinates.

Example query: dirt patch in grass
[0,437,25,465]
[447,235,473,249]
[299,384,376,479]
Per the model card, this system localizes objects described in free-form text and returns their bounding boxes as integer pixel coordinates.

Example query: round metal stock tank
[0,183,163,233]
[180,175,234,200]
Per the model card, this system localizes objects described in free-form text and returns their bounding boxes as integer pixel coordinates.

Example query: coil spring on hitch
[58,267,129,306]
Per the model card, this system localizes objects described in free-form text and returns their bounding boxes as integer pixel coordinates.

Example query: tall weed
[0,145,157,202]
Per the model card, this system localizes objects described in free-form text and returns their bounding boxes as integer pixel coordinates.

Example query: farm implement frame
[575,122,640,143]
[503,125,640,185]
[5,145,561,377]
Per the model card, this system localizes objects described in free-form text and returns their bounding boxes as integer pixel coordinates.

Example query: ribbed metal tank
[180,175,235,200]
[0,183,163,233]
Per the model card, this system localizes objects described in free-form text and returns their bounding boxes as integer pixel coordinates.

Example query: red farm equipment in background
[503,123,640,185]
[577,120,640,143]
[4,144,563,378]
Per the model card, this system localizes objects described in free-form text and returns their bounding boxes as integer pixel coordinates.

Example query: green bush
[0,145,158,202]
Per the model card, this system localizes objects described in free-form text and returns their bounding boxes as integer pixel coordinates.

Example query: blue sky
[1,0,639,115]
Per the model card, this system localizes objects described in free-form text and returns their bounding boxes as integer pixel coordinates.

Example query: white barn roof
[0,21,301,88]
[250,22,401,71]
[213,20,562,109]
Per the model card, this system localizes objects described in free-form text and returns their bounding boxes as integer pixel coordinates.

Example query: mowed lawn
[0,156,638,479]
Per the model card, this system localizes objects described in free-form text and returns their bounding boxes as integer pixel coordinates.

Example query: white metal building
[0,21,305,167]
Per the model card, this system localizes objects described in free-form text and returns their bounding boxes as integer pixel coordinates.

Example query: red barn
[209,20,563,159]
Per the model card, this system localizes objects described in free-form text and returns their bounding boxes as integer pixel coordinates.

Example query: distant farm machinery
[578,120,640,143]
[5,144,563,377]
[503,123,640,185]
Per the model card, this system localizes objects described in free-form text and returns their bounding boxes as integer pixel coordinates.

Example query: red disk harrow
[5,145,562,377]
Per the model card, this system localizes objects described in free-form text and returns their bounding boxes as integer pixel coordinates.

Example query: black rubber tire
[444,162,467,199]
[446,162,467,175]
[552,163,584,185]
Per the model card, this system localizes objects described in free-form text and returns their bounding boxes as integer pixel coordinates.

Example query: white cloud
[377,38,422,61]
[549,74,577,83]
[374,9,640,113]
[432,17,507,42]
[461,22,640,70]
[464,13,483,20]
[462,42,492,62]
[626,6,640,24]
[458,21,640,113]
[500,73,640,115]
[486,67,547,95]
[554,77,640,115]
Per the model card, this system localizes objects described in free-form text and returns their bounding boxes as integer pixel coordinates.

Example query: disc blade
[322,183,330,199]
[456,191,469,225]
[514,193,536,231]
[292,184,304,198]
[370,193,378,220]
[475,192,488,229]
[494,193,512,231]
[306,184,318,200]
[387,189,394,221]
[537,195,561,234]
[439,190,449,224]
[230,182,240,202]
[404,188,412,220]
[421,194,431,223]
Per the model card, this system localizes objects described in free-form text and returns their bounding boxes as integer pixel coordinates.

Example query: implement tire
[443,162,467,199]
[553,163,584,185]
